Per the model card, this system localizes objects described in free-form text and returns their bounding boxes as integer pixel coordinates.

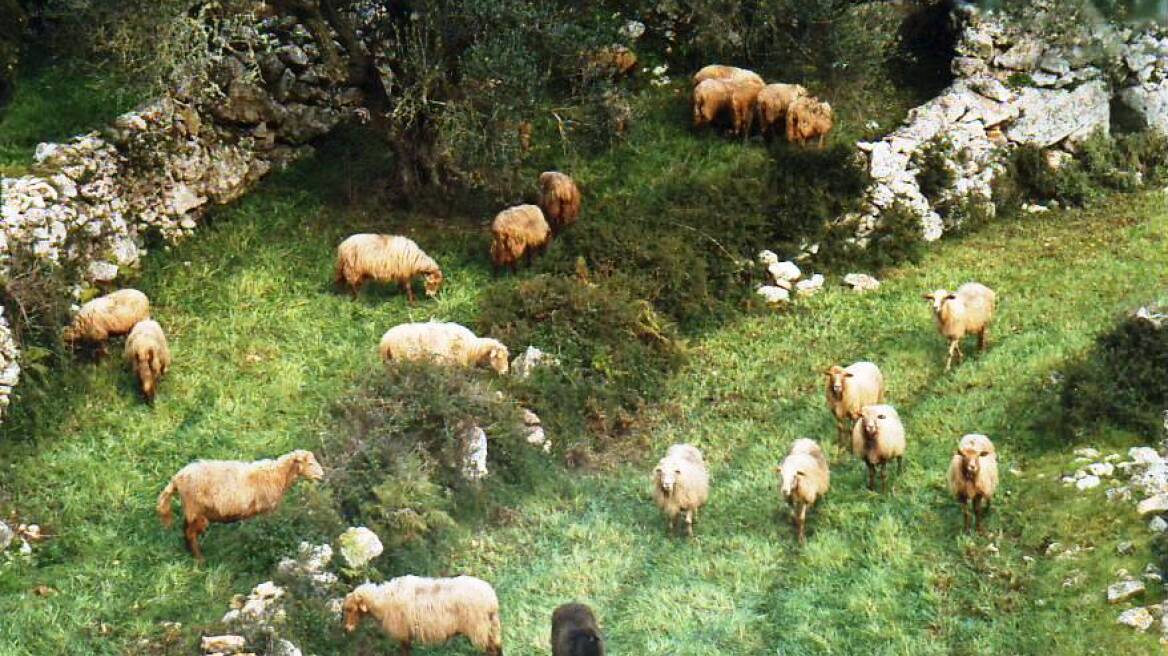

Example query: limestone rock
[1118,606,1155,631]
[1138,494,1168,516]
[201,635,246,653]
[462,426,489,481]
[1108,580,1146,604]
[510,346,558,380]
[795,274,825,297]
[1006,81,1110,148]
[337,527,383,568]
[757,285,790,305]
[1118,81,1168,135]
[842,273,880,293]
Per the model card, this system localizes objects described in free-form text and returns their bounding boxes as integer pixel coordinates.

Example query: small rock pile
[754,250,832,305]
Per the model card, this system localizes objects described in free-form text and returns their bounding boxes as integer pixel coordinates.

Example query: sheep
[62,288,150,357]
[947,433,999,532]
[692,78,735,130]
[824,361,885,447]
[728,77,765,137]
[490,204,551,274]
[334,234,443,303]
[551,602,604,656]
[124,319,171,403]
[786,96,834,147]
[755,83,807,137]
[923,282,997,371]
[538,171,582,234]
[156,449,324,562]
[850,404,906,493]
[776,438,830,545]
[691,64,764,87]
[651,443,709,537]
[342,576,503,656]
[379,321,509,375]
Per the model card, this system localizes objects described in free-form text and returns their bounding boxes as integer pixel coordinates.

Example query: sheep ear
[980,451,990,457]
[844,372,854,378]
[921,293,934,301]
[877,414,886,420]
[945,294,957,300]
[358,600,368,613]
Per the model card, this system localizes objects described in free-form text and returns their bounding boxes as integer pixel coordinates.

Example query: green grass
[1,74,1167,655]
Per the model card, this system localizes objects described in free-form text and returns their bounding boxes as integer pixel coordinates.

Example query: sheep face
[860,406,886,442]
[824,365,851,396]
[922,289,956,315]
[292,450,324,481]
[424,269,444,297]
[341,591,368,632]
[778,463,802,499]
[654,464,681,495]
[957,446,991,481]
[488,345,510,374]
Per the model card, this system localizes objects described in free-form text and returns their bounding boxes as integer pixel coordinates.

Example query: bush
[818,201,926,272]
[1062,307,1168,437]
[322,362,534,553]
[478,275,684,441]
[766,142,871,259]
[916,136,956,203]
[0,247,74,349]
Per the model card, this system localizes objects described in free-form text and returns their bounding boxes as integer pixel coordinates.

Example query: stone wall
[0,14,363,418]
[833,4,1168,249]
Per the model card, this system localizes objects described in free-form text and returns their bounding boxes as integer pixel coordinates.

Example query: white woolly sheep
[850,404,905,492]
[651,443,709,537]
[63,288,151,357]
[756,83,808,137]
[124,318,171,403]
[156,450,324,562]
[490,204,551,274]
[777,438,830,545]
[343,576,503,655]
[379,321,509,375]
[691,64,764,87]
[947,433,998,532]
[538,171,582,234]
[334,234,443,302]
[824,361,885,446]
[923,282,997,371]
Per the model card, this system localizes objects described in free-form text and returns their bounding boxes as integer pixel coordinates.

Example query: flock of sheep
[50,65,1000,654]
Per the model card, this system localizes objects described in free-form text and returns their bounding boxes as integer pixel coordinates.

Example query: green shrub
[0,248,74,349]
[1062,306,1168,437]
[916,136,956,203]
[767,143,871,256]
[478,275,684,440]
[818,201,926,272]
[322,362,533,553]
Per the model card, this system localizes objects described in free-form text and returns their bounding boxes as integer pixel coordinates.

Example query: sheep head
[486,342,510,374]
[778,461,802,499]
[424,269,444,298]
[823,365,851,396]
[956,434,994,481]
[860,406,886,443]
[289,450,324,481]
[654,459,681,496]
[341,588,370,632]
[922,289,956,315]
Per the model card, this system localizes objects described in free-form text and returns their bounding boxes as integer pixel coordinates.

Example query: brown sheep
[947,433,999,532]
[850,404,906,492]
[583,45,637,77]
[923,282,997,371]
[63,288,151,358]
[755,83,807,137]
[691,64,764,87]
[777,438,830,545]
[538,172,582,235]
[728,78,765,137]
[786,96,834,147]
[692,78,734,130]
[156,450,324,562]
[334,234,443,302]
[379,321,510,375]
[651,443,709,537]
[343,577,503,655]
[824,361,885,447]
[551,602,604,656]
[490,204,550,274]
[124,319,171,403]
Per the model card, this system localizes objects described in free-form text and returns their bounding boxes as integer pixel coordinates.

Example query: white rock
[86,261,119,283]
[1076,475,1101,490]
[1107,486,1132,503]
[1006,81,1110,148]
[1151,516,1168,533]
[1074,447,1101,459]
[842,273,880,293]
[757,249,779,266]
[271,639,302,656]
[201,635,246,653]
[1087,462,1114,478]
[0,521,12,551]
[337,527,383,568]
[795,274,825,297]
[1108,579,1146,603]
[252,581,284,600]
[1131,447,1163,465]
[510,346,558,380]
[767,260,801,283]
[1118,606,1155,631]
[462,426,489,481]
[1140,494,1168,516]
[756,285,790,305]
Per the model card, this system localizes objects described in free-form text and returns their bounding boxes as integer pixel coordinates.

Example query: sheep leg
[797,504,807,545]
[945,339,959,371]
[879,463,888,494]
[974,496,987,533]
[184,516,209,563]
[978,328,989,353]
[866,461,876,491]
[684,509,694,537]
[960,500,971,533]
[897,456,903,476]
[398,640,412,656]
[401,282,415,304]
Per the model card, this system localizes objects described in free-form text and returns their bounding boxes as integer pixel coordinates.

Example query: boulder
[0,520,12,551]
[842,273,880,293]
[201,635,246,653]
[510,345,558,380]
[1118,606,1155,632]
[1138,494,1168,516]
[1118,81,1168,135]
[756,286,790,305]
[1108,580,1146,604]
[795,274,825,297]
[337,527,383,568]
[462,426,489,481]
[1005,81,1109,148]
[767,260,801,284]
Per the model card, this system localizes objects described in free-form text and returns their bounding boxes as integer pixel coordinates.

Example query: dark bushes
[1062,307,1168,436]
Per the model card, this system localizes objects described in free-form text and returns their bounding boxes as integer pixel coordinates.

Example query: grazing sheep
[342,577,503,656]
[334,234,443,302]
[786,96,834,147]
[756,83,807,137]
[651,443,710,537]
[62,289,150,357]
[850,404,906,492]
[124,319,171,403]
[379,321,509,375]
[156,450,324,562]
[691,64,764,87]
[824,361,885,446]
[776,438,830,545]
[551,602,604,656]
[728,77,765,137]
[692,78,735,130]
[947,433,999,532]
[490,204,551,274]
[923,282,997,371]
[538,172,582,234]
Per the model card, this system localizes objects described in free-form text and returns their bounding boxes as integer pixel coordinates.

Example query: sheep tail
[156,478,177,528]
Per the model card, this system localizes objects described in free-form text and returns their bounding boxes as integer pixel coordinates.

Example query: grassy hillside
[1,69,1168,655]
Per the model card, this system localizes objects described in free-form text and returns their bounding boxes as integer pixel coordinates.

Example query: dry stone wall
[0,14,364,418]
